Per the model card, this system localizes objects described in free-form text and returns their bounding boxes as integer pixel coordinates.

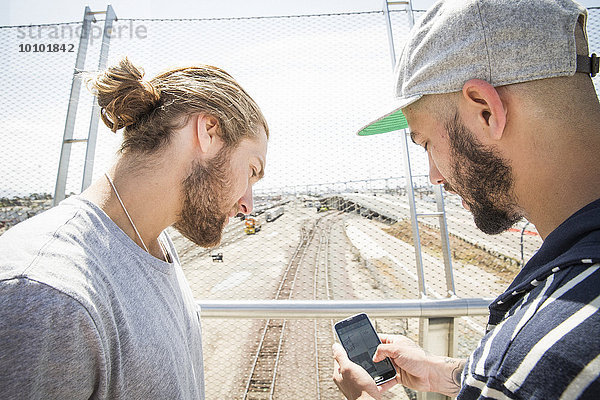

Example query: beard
[173,147,233,248]
[445,114,522,235]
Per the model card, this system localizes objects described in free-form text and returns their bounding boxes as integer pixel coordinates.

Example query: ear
[196,114,221,156]
[460,79,507,141]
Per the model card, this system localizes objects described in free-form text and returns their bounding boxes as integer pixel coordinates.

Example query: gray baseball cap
[357,0,591,136]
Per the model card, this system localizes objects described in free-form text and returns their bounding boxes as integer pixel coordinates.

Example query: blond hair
[88,57,268,153]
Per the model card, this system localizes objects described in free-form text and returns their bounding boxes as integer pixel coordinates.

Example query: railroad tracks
[242,213,341,400]
[313,218,338,399]
[242,218,319,399]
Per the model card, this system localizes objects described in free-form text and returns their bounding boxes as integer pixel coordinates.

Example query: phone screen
[335,313,396,385]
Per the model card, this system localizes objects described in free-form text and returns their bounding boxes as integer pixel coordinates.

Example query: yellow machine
[317,202,329,212]
[244,218,261,234]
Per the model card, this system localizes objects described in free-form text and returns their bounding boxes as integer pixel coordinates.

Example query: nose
[237,185,254,215]
[428,152,445,185]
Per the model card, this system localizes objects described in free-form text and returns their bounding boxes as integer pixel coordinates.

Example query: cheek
[430,142,453,174]
[427,149,442,172]
[227,171,249,204]
[431,154,447,175]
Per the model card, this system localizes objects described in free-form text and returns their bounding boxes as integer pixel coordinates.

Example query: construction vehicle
[244,217,262,234]
[316,202,329,212]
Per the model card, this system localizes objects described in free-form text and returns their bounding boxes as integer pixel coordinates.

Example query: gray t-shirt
[0,196,205,399]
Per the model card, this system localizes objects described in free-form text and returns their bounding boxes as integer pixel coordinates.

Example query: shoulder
[0,196,125,292]
[0,196,131,332]
[1,197,111,273]
[463,264,600,399]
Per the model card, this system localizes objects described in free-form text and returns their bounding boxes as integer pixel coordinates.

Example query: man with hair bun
[0,57,268,399]
[333,0,600,399]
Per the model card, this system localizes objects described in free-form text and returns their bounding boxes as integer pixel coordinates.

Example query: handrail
[197,298,493,319]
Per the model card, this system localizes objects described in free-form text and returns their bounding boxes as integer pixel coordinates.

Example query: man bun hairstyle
[89,57,161,134]
[88,57,269,154]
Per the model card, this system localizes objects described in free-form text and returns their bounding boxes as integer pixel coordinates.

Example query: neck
[512,126,600,239]
[81,155,184,260]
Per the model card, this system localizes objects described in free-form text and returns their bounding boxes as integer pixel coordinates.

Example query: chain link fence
[2,6,600,399]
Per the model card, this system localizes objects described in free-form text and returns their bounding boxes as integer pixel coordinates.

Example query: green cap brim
[357,108,409,136]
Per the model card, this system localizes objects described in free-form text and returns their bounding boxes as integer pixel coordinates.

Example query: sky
[1,1,439,26]
[2,0,599,26]
[1,0,438,197]
[1,0,600,197]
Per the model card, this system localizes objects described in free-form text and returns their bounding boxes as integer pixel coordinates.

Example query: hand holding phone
[334,313,397,385]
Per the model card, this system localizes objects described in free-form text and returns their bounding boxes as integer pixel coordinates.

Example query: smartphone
[334,313,397,385]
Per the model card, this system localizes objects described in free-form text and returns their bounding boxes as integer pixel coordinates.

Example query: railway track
[242,218,321,399]
[240,212,345,400]
[313,218,339,399]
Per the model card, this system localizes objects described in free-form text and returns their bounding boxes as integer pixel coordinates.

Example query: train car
[265,207,284,222]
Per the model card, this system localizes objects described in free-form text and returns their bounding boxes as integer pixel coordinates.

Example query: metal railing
[198,298,492,400]
[197,298,492,319]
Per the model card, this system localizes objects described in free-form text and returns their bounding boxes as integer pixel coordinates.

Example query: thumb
[332,342,350,364]
[373,343,398,363]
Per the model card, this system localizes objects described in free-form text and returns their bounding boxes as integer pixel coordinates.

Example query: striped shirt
[460,198,600,399]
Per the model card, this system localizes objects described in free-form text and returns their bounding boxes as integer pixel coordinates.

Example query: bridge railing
[198,298,492,400]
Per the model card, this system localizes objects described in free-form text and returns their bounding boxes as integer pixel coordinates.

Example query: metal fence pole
[81,5,117,192]
[53,7,95,205]
[434,185,456,296]
[420,317,458,400]
[400,130,428,298]
[383,2,457,398]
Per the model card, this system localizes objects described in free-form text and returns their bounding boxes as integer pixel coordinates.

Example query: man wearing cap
[333,0,600,399]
